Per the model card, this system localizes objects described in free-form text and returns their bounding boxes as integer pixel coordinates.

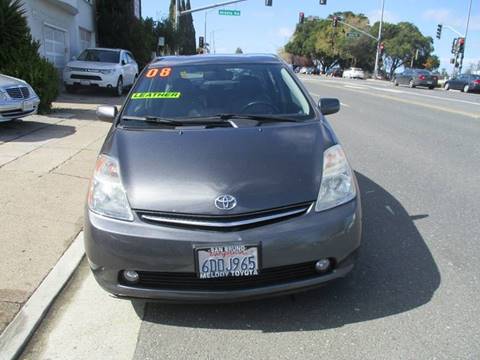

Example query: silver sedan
[0,74,40,123]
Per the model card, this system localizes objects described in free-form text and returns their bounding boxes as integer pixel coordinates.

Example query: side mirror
[319,98,340,115]
[96,105,118,122]
[121,60,127,66]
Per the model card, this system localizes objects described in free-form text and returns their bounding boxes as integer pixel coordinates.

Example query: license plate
[23,101,34,111]
[196,245,259,279]
[80,80,90,86]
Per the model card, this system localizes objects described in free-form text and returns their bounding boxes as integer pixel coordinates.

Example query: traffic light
[458,37,465,53]
[320,0,327,4]
[199,36,204,48]
[299,12,304,24]
[333,16,338,27]
[436,24,442,40]
[379,42,385,56]
[265,0,272,6]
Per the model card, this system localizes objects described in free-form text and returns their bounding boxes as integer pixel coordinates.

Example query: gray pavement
[0,93,116,335]
[17,78,480,359]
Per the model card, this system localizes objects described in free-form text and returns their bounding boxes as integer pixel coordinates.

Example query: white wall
[22,0,96,68]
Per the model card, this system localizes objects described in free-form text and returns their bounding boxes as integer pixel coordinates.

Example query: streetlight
[373,0,385,79]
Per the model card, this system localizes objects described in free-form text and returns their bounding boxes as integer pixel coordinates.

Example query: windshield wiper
[214,114,298,123]
[121,115,229,127]
[121,115,187,126]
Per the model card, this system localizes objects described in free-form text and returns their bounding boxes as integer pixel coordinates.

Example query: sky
[142,0,479,72]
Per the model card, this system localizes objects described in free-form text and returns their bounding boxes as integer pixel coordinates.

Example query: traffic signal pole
[373,0,385,79]
[459,0,473,74]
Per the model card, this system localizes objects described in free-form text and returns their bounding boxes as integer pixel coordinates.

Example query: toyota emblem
[215,195,237,210]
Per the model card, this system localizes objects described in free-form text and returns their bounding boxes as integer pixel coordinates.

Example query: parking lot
[0,76,477,359]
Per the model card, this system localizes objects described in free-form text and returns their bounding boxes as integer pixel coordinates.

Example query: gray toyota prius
[85,54,362,302]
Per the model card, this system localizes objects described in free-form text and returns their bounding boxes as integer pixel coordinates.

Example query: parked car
[85,54,362,302]
[326,68,343,77]
[0,74,40,123]
[63,48,139,96]
[298,67,308,74]
[444,74,480,93]
[343,67,365,79]
[393,69,438,89]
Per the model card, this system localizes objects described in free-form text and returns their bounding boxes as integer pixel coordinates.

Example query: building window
[79,28,92,52]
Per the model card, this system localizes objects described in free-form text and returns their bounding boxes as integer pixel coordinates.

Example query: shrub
[0,0,59,113]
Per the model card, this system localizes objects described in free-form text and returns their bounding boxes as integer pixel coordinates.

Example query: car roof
[149,54,282,67]
[85,47,124,52]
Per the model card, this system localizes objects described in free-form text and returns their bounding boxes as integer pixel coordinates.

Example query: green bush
[0,0,59,113]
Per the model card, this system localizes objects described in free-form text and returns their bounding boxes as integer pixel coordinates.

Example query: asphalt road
[21,77,480,360]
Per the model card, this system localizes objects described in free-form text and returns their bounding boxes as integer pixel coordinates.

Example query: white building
[21,0,96,69]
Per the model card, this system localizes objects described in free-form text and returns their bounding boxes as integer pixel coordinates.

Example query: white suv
[63,48,139,96]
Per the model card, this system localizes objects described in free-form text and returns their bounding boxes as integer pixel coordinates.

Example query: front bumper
[63,71,118,88]
[0,96,40,122]
[85,199,362,302]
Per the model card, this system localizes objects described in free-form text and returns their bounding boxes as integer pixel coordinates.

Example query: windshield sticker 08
[131,92,181,99]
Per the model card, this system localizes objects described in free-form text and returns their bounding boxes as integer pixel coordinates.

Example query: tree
[96,0,156,67]
[423,55,440,70]
[374,21,435,78]
[168,0,196,54]
[235,47,243,54]
[0,0,58,113]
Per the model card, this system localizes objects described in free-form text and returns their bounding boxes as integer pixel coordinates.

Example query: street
[18,76,480,359]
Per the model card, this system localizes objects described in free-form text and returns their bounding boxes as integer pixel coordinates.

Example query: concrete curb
[0,232,85,360]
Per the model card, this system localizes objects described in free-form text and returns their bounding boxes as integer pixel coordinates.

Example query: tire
[65,85,77,94]
[429,86,435,90]
[113,77,123,97]
[408,79,415,88]
[444,82,450,91]
[463,84,470,93]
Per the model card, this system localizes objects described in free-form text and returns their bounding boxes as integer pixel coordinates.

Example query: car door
[127,52,138,81]
[120,52,133,85]
[397,70,407,84]
[449,76,462,90]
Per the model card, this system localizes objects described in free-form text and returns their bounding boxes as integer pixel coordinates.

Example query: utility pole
[373,0,385,79]
[459,0,473,74]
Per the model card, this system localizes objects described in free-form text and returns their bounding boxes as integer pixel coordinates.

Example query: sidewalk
[0,93,118,334]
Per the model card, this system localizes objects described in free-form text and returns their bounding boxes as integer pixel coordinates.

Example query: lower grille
[71,74,102,81]
[120,261,330,291]
[6,86,29,99]
[0,108,35,117]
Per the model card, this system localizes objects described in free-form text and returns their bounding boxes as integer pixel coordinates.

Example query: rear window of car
[77,49,120,63]
[415,70,431,75]
[121,63,314,122]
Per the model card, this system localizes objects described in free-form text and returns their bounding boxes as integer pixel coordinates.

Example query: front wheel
[444,82,450,91]
[463,84,470,93]
[113,77,123,97]
[409,79,415,88]
[429,86,435,90]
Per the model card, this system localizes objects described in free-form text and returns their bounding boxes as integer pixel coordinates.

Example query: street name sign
[219,9,241,16]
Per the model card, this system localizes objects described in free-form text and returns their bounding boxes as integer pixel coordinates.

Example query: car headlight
[0,89,8,101]
[315,144,356,212]
[64,66,73,72]
[98,69,114,74]
[87,155,134,221]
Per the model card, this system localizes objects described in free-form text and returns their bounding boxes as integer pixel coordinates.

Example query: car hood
[66,60,119,69]
[0,74,25,87]
[105,122,331,215]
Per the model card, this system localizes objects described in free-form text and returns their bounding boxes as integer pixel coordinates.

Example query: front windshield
[122,63,313,121]
[77,49,120,63]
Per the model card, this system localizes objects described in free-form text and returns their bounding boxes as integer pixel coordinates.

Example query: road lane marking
[341,102,351,107]
[344,85,366,90]
[308,82,480,120]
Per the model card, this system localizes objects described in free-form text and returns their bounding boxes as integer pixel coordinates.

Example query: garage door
[44,25,67,68]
